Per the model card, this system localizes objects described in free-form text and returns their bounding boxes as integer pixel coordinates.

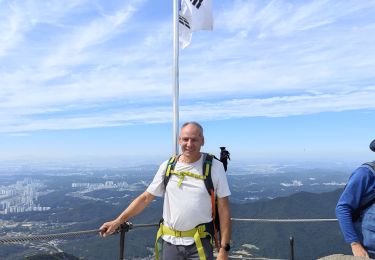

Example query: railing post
[118,222,132,260]
[119,228,126,260]
[289,236,294,260]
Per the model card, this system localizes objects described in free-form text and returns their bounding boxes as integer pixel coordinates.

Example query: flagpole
[172,0,179,155]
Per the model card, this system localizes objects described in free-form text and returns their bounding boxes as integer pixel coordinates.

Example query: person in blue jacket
[336,139,375,258]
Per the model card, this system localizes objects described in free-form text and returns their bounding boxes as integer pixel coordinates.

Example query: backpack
[163,153,222,248]
[352,162,375,222]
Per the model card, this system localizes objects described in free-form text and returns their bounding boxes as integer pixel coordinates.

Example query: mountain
[230,188,349,259]
[1,188,350,260]
[25,252,80,260]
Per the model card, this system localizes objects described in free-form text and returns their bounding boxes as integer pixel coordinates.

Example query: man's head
[370,139,375,152]
[179,122,204,162]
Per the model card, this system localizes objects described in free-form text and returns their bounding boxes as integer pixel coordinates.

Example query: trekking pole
[118,222,133,260]
[289,236,294,260]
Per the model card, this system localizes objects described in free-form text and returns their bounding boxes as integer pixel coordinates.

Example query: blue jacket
[336,163,375,245]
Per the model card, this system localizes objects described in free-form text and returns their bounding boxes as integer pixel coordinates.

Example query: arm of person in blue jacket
[335,167,374,257]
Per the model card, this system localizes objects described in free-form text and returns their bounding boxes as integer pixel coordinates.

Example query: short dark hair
[181,121,204,137]
[370,139,375,152]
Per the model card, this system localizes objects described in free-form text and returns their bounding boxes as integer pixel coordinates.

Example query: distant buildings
[71,181,129,190]
[3,206,51,214]
[0,178,51,215]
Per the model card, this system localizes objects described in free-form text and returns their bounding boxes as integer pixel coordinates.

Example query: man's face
[179,124,204,159]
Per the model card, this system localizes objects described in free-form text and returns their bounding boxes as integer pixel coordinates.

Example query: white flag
[179,0,213,49]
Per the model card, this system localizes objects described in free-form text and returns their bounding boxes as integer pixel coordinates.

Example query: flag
[179,0,213,49]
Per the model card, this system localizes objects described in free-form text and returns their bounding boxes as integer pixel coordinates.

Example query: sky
[1,0,375,166]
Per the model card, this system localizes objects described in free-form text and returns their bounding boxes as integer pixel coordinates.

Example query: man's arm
[99,191,155,237]
[216,196,231,260]
[336,167,375,256]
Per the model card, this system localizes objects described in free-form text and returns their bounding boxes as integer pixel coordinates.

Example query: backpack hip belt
[155,222,213,260]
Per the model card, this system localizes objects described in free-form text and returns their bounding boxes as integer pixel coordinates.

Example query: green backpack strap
[202,153,220,248]
[202,153,214,196]
[163,152,215,198]
[164,153,214,189]
[163,155,179,188]
[163,153,217,197]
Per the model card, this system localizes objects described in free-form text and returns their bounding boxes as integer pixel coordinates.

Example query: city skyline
[1,0,375,164]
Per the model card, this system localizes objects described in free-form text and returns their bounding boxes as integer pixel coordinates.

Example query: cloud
[182,88,375,120]
[1,0,375,134]
[7,132,30,137]
[217,0,375,38]
[0,0,90,57]
[41,0,146,68]
[3,88,375,133]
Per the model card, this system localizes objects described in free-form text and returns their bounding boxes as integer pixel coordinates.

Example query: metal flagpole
[172,0,180,155]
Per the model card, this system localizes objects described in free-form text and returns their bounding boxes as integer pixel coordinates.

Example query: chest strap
[155,223,212,260]
[169,170,206,187]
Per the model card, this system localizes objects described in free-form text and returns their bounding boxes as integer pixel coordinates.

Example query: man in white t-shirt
[100,122,231,260]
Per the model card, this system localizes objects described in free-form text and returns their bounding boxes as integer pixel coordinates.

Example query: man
[100,122,231,260]
[336,139,375,258]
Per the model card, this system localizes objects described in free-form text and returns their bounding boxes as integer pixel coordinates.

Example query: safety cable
[0,223,158,244]
[0,229,100,244]
[0,218,337,244]
[231,218,338,222]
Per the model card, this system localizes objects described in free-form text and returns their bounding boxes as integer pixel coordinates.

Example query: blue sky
[1,0,375,165]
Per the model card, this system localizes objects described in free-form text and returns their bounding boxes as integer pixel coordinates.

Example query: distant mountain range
[25,252,79,260]
[230,188,349,259]
[2,187,351,260]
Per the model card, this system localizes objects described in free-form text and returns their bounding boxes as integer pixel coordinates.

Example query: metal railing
[0,218,338,260]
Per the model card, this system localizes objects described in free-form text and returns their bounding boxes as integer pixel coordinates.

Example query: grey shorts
[161,238,213,260]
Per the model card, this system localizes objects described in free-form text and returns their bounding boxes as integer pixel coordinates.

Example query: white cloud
[217,0,375,38]
[1,0,375,133]
[4,87,375,133]
[0,0,90,57]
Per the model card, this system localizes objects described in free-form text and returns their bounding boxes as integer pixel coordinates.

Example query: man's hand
[99,219,121,238]
[351,242,369,258]
[99,191,155,238]
[216,248,229,260]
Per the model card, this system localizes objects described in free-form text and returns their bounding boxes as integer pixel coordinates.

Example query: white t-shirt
[146,153,231,245]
